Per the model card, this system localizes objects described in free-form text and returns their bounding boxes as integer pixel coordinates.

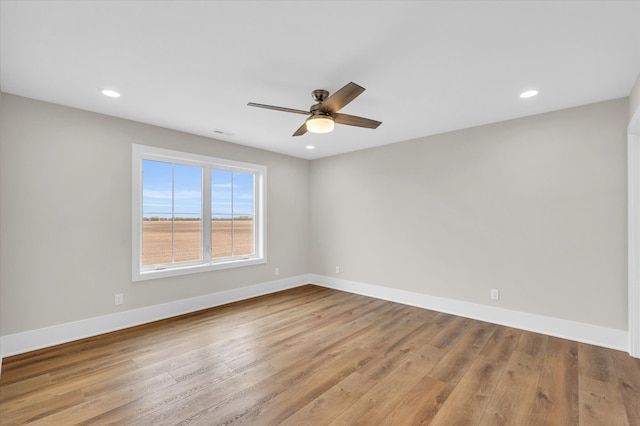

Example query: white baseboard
[0,274,311,359]
[310,274,629,353]
[0,272,631,369]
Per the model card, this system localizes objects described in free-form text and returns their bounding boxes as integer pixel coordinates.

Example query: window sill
[132,257,267,282]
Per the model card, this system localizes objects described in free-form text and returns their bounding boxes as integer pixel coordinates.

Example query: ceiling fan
[248,82,382,136]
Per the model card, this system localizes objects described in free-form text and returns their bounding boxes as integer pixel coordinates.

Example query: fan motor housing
[310,103,332,116]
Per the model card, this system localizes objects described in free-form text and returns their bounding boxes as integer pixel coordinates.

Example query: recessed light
[306,145,315,150]
[520,90,539,98]
[101,89,121,98]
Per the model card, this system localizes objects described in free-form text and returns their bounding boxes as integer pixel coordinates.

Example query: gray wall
[310,98,629,330]
[0,93,631,338]
[0,94,310,335]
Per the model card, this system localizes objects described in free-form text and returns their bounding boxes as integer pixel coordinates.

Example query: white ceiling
[1,1,639,160]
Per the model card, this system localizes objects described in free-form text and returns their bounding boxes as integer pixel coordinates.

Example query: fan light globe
[306,116,334,134]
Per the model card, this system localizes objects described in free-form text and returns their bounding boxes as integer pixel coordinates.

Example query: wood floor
[1,285,639,425]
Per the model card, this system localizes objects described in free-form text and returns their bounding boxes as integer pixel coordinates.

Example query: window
[132,144,266,281]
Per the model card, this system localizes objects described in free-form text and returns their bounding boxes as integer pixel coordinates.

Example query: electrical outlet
[490,289,500,300]
[275,267,280,276]
[115,293,124,305]
[335,265,340,274]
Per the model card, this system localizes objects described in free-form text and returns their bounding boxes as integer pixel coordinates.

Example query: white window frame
[132,144,267,282]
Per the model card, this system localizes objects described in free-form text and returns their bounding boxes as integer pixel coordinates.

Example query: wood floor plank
[131,288,365,368]
[1,285,639,425]
[527,336,580,426]
[82,349,278,425]
[28,373,177,425]
[579,376,629,426]
[480,326,521,363]
[428,354,507,426]
[220,307,428,421]
[0,373,52,401]
[200,307,428,424]
[279,321,447,425]
[185,305,427,425]
[426,322,497,385]
[327,343,446,425]
[201,347,374,425]
[280,339,445,426]
[515,330,549,358]
[430,316,477,350]
[0,360,139,420]
[579,343,618,383]
[379,375,453,425]
[125,303,412,424]
[611,350,640,426]
[478,351,543,425]
[135,291,383,376]
[0,389,85,425]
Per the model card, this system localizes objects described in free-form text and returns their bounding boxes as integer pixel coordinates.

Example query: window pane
[143,160,172,217]
[212,215,233,258]
[174,215,202,262]
[142,160,202,266]
[174,165,202,262]
[212,170,232,258]
[142,160,172,265]
[142,215,173,266]
[174,164,202,215]
[233,172,254,216]
[212,169,232,215]
[233,216,254,256]
[233,172,254,256]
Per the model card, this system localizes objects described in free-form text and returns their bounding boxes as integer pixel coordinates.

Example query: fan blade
[293,122,307,136]
[247,102,309,115]
[321,82,365,113]
[333,113,382,129]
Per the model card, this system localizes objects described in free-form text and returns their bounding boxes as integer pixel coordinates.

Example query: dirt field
[142,220,254,266]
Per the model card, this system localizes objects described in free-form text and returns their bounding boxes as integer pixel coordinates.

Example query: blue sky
[143,160,254,219]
